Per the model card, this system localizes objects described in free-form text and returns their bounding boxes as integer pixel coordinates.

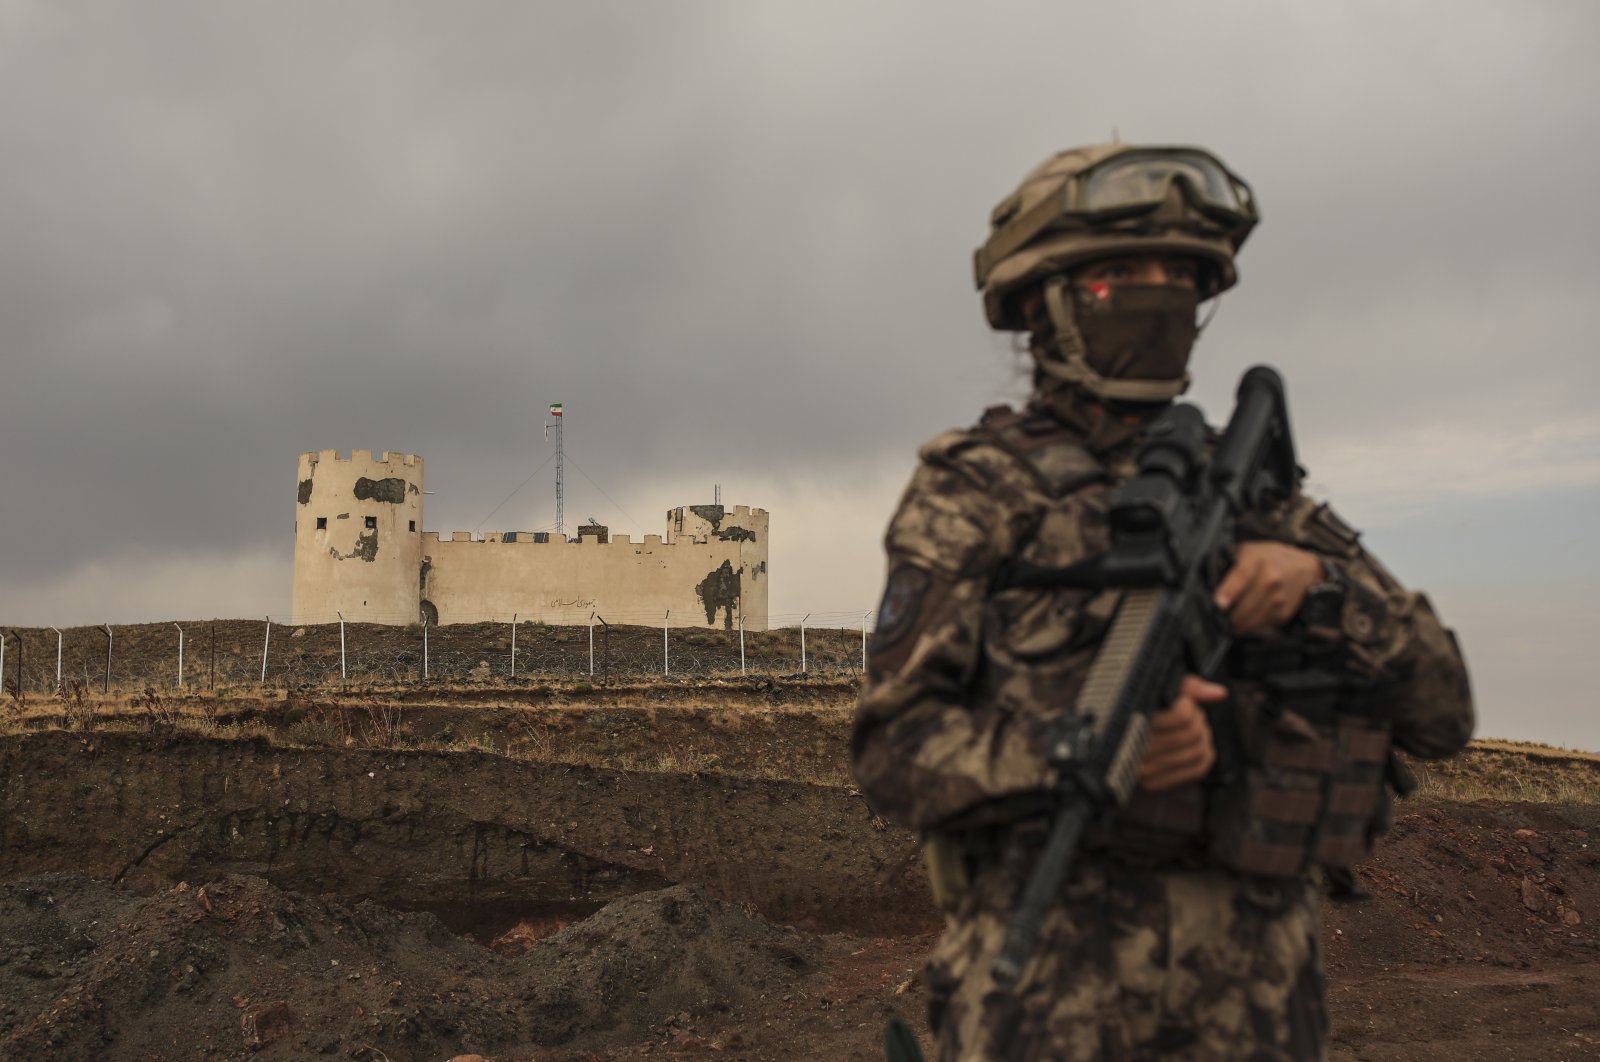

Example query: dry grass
[1409,739,1600,805]
[500,739,850,785]
[1468,737,1600,763]
[59,680,100,732]
[360,699,405,750]
[133,686,181,729]
[4,677,1594,803]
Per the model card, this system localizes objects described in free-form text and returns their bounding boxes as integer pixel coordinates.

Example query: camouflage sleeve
[1275,496,1476,760]
[850,438,1056,833]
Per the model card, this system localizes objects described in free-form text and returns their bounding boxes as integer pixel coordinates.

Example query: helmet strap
[1037,275,1190,404]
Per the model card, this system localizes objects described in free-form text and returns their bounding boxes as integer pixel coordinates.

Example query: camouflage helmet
[975,143,1258,330]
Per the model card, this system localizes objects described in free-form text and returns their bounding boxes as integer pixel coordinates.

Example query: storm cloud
[1,2,1596,746]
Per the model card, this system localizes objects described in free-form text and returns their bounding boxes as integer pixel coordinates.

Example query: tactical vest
[968,404,1395,880]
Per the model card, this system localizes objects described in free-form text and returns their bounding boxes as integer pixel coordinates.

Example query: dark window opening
[316,517,328,530]
[409,520,416,532]
[365,516,377,529]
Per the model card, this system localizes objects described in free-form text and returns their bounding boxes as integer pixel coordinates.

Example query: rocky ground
[2,684,1599,1060]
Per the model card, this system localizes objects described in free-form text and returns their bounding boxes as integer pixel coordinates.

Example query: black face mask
[1072,283,1200,384]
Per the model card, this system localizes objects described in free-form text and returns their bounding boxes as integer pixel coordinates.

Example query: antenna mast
[546,402,564,537]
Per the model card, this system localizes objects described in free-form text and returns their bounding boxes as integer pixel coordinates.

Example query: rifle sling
[991,555,1107,594]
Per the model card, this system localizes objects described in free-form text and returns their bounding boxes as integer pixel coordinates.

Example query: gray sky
[2,2,1596,748]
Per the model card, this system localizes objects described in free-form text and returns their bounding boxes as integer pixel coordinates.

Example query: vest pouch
[1208,703,1335,878]
[1312,717,1392,867]
[1208,682,1394,877]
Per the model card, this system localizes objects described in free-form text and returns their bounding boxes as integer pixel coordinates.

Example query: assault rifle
[988,365,1301,987]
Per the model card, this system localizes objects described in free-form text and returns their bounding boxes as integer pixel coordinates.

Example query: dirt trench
[0,731,928,938]
[6,721,1600,1060]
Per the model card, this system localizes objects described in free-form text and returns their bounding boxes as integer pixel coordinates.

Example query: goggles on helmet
[1077,149,1253,218]
[975,147,1257,285]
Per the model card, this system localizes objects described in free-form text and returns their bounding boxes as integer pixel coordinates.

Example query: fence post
[598,615,610,686]
[174,623,184,689]
[801,613,810,674]
[422,618,429,681]
[2,630,17,693]
[739,614,746,675]
[511,613,518,677]
[259,617,271,685]
[15,630,22,696]
[49,626,61,692]
[102,624,113,693]
[861,610,871,672]
[663,609,670,675]
[209,620,216,691]
[588,611,595,676]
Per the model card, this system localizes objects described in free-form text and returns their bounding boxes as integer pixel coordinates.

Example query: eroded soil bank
[0,730,926,936]
[4,722,1600,1059]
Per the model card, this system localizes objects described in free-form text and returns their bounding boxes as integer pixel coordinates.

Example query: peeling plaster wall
[696,559,740,628]
[422,506,769,630]
[353,476,410,504]
[671,504,768,546]
[291,450,768,629]
[291,450,425,624]
[671,505,769,631]
[738,513,770,630]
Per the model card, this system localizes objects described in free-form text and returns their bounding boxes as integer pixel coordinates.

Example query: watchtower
[291,450,425,624]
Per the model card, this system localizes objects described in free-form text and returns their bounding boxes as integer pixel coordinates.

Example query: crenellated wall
[291,452,768,630]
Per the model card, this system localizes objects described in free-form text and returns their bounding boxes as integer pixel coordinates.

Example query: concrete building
[292,450,768,630]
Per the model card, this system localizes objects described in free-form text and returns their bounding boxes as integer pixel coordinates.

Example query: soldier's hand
[1138,675,1224,791]
[1214,541,1325,636]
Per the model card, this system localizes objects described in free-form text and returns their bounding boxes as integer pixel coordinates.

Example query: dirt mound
[0,874,822,1059]
[519,884,817,1047]
[1326,803,1600,973]
[2,872,510,1058]
[0,874,147,1049]
[4,703,1600,1059]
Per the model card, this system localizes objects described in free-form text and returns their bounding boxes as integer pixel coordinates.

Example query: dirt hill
[2,679,1598,1060]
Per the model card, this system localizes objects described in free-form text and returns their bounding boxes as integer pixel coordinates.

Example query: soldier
[852,144,1474,1060]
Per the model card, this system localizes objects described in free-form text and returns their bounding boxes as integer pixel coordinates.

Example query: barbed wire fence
[0,609,879,696]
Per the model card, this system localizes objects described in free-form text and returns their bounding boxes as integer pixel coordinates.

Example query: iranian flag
[549,403,563,418]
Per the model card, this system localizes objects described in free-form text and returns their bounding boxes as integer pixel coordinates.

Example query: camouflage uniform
[852,388,1474,1060]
